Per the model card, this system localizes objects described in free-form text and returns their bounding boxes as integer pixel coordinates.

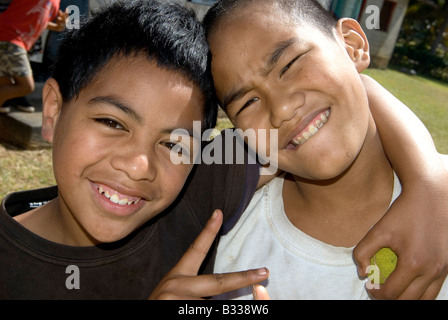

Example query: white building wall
[359,0,409,68]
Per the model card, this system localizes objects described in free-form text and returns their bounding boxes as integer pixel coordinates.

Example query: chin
[288,154,355,182]
[86,223,137,245]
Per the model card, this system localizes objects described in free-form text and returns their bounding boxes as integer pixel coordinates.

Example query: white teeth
[295,136,305,144]
[302,131,312,140]
[97,185,141,206]
[308,124,318,135]
[291,109,330,146]
[110,194,120,204]
[119,198,129,205]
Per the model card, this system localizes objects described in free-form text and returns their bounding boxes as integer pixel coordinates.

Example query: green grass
[0,143,54,201]
[364,68,448,154]
[1,68,447,201]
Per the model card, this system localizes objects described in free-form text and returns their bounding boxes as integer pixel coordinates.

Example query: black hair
[203,0,337,40]
[52,0,217,130]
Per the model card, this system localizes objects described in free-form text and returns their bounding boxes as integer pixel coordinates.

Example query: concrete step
[0,82,50,149]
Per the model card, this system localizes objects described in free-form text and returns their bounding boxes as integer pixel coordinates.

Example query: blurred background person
[0,0,65,113]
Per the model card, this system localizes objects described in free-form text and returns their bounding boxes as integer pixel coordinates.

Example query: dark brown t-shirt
[0,130,260,299]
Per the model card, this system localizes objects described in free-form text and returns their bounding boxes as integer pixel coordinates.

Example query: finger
[419,277,445,300]
[367,259,419,299]
[170,268,269,298]
[368,245,447,300]
[171,210,223,276]
[353,224,392,278]
[394,276,432,300]
[394,272,446,300]
[253,284,270,300]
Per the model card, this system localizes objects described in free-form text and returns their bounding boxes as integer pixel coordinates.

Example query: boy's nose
[269,91,305,128]
[111,151,157,182]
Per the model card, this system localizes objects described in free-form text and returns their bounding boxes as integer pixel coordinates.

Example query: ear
[41,78,63,143]
[335,18,370,73]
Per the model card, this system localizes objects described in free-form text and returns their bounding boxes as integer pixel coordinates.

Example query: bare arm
[363,74,442,180]
[354,75,448,299]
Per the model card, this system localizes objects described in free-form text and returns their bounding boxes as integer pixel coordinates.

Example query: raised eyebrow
[89,96,143,124]
[222,37,300,110]
[263,37,300,76]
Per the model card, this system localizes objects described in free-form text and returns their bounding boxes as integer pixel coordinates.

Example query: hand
[56,10,69,31]
[149,209,269,300]
[47,10,68,32]
[354,164,448,299]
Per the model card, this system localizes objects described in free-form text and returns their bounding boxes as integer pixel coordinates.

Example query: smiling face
[209,4,372,180]
[42,54,204,245]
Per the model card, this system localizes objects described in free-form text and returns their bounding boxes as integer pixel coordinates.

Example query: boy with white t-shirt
[203,0,448,299]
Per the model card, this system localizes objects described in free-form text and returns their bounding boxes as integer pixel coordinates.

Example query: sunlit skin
[208,4,394,246]
[15,55,204,246]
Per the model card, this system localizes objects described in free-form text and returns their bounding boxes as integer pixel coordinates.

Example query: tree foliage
[392,0,448,81]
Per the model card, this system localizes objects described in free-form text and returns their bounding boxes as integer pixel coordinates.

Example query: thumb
[353,222,392,278]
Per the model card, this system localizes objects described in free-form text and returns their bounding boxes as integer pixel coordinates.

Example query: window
[379,0,397,31]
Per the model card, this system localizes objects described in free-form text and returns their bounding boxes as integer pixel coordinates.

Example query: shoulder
[181,129,261,222]
[2,186,57,218]
[441,153,448,170]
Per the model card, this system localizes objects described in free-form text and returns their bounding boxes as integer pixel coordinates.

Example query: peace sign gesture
[149,210,270,300]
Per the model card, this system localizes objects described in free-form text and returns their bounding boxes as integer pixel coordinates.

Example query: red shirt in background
[0,0,60,51]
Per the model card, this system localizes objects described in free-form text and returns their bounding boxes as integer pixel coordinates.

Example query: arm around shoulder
[354,74,448,300]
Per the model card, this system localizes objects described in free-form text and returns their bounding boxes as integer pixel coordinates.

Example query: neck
[14,198,99,246]
[282,119,394,247]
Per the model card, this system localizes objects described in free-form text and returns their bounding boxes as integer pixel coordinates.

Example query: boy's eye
[280,55,300,76]
[95,118,125,130]
[236,97,259,116]
[164,142,177,150]
[164,142,190,158]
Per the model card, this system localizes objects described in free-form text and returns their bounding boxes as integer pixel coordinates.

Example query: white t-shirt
[214,170,448,300]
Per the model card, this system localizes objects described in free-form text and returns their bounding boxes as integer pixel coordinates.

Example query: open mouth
[290,109,330,147]
[95,183,142,206]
